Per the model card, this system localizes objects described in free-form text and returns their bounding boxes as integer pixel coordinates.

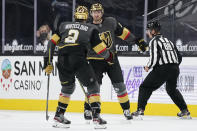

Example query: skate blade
[179,115,192,120]
[121,119,132,124]
[52,121,70,128]
[133,115,143,120]
[94,124,107,129]
[125,119,132,123]
[85,120,91,124]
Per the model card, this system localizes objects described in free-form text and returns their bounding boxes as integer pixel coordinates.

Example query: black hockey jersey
[87,17,136,59]
[45,21,110,61]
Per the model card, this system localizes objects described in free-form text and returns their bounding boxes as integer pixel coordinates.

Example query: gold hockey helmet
[74,6,89,20]
[90,3,104,13]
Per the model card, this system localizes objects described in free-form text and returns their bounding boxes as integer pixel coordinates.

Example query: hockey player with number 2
[43,6,115,129]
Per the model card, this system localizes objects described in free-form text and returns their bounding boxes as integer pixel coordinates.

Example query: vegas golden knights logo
[99,31,113,48]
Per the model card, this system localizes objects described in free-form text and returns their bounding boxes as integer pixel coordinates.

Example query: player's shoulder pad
[104,17,117,28]
[105,17,116,22]
[86,23,99,30]
[58,22,69,30]
[60,21,71,27]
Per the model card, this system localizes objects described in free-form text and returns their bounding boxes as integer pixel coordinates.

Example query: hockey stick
[46,74,50,121]
[77,79,106,129]
[77,79,90,105]
[46,49,52,121]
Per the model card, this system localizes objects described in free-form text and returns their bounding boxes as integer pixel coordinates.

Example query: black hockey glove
[43,57,53,75]
[174,46,182,65]
[135,38,148,52]
[105,51,115,65]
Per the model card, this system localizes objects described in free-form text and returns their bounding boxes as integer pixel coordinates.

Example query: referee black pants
[137,64,188,111]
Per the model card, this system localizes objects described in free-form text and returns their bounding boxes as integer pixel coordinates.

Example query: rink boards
[0,56,197,117]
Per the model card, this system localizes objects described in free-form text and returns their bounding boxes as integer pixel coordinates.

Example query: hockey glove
[43,57,53,75]
[135,38,148,52]
[105,51,114,65]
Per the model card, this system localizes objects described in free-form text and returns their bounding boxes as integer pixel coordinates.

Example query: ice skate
[53,113,71,128]
[84,110,92,124]
[93,116,107,129]
[123,109,133,120]
[177,109,192,119]
[131,109,144,120]
[92,107,107,129]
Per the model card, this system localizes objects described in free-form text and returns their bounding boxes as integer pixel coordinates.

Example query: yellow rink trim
[0,99,196,117]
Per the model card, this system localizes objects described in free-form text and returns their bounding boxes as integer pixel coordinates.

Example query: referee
[132,21,191,119]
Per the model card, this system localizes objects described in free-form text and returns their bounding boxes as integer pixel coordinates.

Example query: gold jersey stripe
[118,94,129,103]
[51,34,60,44]
[59,95,70,104]
[93,42,107,54]
[61,81,69,84]
[85,97,88,103]
[89,95,100,103]
[118,28,130,40]
[87,57,105,60]
[58,43,79,49]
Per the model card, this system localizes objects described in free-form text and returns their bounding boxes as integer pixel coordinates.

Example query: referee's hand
[144,66,149,72]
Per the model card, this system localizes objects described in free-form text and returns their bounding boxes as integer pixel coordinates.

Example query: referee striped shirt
[147,34,179,69]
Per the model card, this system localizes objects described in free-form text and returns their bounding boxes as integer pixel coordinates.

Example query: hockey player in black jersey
[83,3,148,121]
[43,6,113,129]
[131,21,191,119]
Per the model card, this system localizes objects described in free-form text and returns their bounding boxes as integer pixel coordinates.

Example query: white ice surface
[0,110,196,131]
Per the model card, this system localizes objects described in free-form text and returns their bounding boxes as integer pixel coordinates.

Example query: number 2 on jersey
[64,29,79,43]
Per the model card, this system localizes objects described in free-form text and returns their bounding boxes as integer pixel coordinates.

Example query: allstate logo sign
[0,59,13,91]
